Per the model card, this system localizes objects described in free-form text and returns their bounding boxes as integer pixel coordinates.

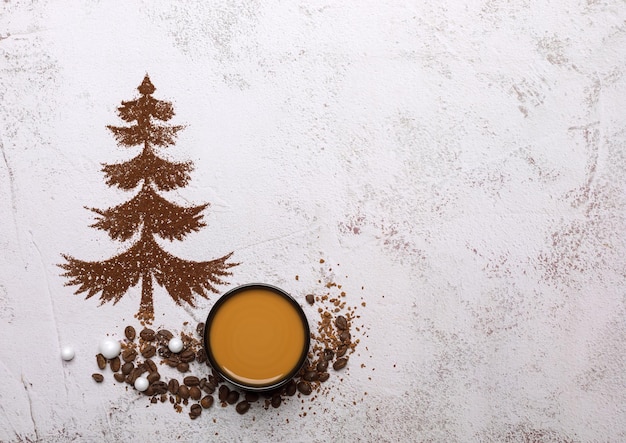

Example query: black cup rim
[203,283,310,392]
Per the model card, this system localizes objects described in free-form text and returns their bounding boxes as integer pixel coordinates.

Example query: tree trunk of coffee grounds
[60,75,238,324]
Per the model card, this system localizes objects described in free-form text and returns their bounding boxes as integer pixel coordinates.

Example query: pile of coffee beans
[91,272,363,419]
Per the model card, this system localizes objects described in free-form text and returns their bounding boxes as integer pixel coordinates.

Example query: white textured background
[1,1,626,442]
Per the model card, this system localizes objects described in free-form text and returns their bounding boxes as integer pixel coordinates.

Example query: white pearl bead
[134,376,149,392]
[99,338,121,359]
[168,337,184,353]
[61,346,75,361]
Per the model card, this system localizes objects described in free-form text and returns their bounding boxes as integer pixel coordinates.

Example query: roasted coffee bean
[297,381,312,395]
[244,392,259,402]
[156,329,173,344]
[180,349,195,363]
[318,372,330,382]
[121,362,134,375]
[336,345,348,358]
[218,385,229,402]
[211,369,224,383]
[202,384,215,394]
[323,348,334,361]
[164,357,180,367]
[339,331,351,343]
[96,353,106,370]
[168,378,179,395]
[190,403,202,416]
[305,294,315,305]
[141,345,156,359]
[316,360,329,372]
[143,359,155,372]
[335,315,348,330]
[109,357,121,372]
[143,386,154,396]
[158,346,171,358]
[208,375,218,386]
[196,349,207,363]
[183,376,200,387]
[92,373,104,383]
[189,386,202,401]
[121,348,137,362]
[226,391,240,405]
[235,401,250,415]
[178,385,190,400]
[147,372,161,384]
[114,373,126,383]
[124,325,136,341]
[152,381,168,395]
[303,371,319,382]
[139,328,156,341]
[333,357,348,370]
[200,395,214,409]
[199,378,207,389]
[285,380,297,396]
[196,322,205,336]
[271,394,281,408]
[176,362,189,373]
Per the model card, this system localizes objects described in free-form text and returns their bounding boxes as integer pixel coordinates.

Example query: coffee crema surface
[207,287,307,387]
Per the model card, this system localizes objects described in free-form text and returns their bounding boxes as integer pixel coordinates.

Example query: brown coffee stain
[60,75,238,324]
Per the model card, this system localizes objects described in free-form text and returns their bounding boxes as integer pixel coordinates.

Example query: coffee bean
[226,391,240,405]
[143,386,154,396]
[285,380,297,396]
[152,381,168,395]
[199,378,207,388]
[141,344,156,359]
[336,345,348,358]
[144,359,157,373]
[96,353,106,370]
[202,384,215,394]
[244,392,259,402]
[304,371,319,382]
[176,362,189,373]
[297,381,312,395]
[305,294,315,305]
[92,373,104,383]
[211,369,224,383]
[114,373,126,383]
[180,349,195,363]
[121,362,134,375]
[335,315,348,330]
[124,325,136,341]
[339,331,351,343]
[271,394,281,408]
[156,329,173,345]
[190,386,202,400]
[183,376,200,387]
[147,372,161,384]
[139,328,156,341]
[323,348,334,361]
[178,385,190,400]
[109,357,121,372]
[121,348,137,362]
[164,356,180,367]
[200,395,214,409]
[333,357,348,370]
[208,375,218,386]
[235,401,250,415]
[316,360,329,372]
[218,385,229,402]
[168,379,179,395]
[196,349,207,363]
[158,346,171,358]
[196,322,205,336]
[190,403,202,417]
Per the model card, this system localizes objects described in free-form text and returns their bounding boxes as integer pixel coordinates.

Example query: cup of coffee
[203,283,310,391]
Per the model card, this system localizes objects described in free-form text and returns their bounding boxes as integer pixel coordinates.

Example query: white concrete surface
[1,1,626,441]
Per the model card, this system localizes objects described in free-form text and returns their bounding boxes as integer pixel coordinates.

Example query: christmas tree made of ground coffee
[61,75,237,323]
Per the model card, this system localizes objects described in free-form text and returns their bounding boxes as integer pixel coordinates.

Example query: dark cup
[203,283,310,392]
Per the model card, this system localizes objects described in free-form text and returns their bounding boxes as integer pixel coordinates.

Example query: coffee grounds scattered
[92,263,367,419]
